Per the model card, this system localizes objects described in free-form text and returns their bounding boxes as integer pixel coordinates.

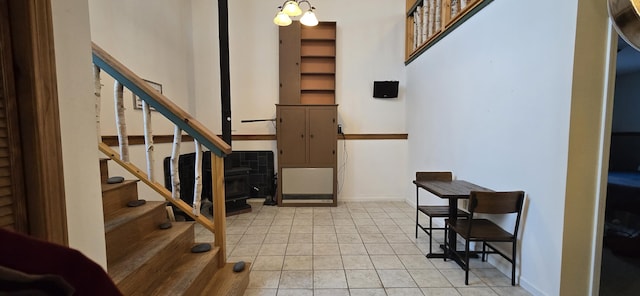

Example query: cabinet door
[308,107,337,165]
[279,24,301,104]
[277,107,307,165]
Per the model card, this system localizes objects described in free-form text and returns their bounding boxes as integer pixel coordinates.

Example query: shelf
[301,75,335,91]
[279,20,336,105]
[301,57,336,74]
[301,91,334,105]
[301,22,336,40]
[301,40,336,57]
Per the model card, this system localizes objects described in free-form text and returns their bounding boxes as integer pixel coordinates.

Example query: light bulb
[274,11,292,26]
[633,0,640,17]
[299,10,318,26]
[282,1,302,16]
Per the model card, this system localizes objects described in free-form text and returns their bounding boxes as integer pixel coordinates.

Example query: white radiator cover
[282,168,333,195]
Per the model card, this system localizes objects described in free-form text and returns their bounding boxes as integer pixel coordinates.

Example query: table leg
[447,197,458,253]
[415,185,419,238]
[445,197,479,267]
[425,197,459,259]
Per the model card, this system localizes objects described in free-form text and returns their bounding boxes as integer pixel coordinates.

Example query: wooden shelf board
[300,22,336,40]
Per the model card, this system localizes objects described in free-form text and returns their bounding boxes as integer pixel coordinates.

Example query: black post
[218,0,232,146]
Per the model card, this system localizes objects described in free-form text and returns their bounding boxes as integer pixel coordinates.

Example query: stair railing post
[114,81,129,162]
[212,155,227,267]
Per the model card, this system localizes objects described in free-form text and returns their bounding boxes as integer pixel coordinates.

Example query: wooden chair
[445,190,525,285]
[415,172,469,255]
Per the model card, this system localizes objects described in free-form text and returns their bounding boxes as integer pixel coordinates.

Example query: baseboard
[337,196,407,203]
[518,276,547,296]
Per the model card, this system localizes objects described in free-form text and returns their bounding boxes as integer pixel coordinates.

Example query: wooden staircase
[99,159,250,295]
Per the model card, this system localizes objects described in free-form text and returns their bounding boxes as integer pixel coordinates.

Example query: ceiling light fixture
[274,0,318,27]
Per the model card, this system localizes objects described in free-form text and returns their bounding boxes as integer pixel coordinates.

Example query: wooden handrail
[91,42,231,157]
[99,143,217,233]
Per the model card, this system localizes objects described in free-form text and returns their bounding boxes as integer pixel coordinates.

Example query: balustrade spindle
[171,126,182,200]
[93,65,102,142]
[114,81,129,162]
[142,100,155,181]
[193,141,203,216]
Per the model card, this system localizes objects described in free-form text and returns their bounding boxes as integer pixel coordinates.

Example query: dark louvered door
[0,0,27,233]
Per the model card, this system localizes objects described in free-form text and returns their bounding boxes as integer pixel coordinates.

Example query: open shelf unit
[280,21,336,105]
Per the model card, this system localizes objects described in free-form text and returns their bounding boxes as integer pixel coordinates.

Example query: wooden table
[413,179,492,263]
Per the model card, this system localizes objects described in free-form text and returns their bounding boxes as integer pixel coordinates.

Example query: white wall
[223,0,407,135]
[405,0,617,294]
[405,0,583,295]
[51,0,108,268]
[51,0,615,292]
[89,0,409,202]
[224,0,409,201]
[88,0,204,201]
[189,0,221,130]
[88,0,195,136]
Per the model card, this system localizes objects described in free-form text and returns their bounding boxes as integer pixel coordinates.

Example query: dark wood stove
[223,167,252,215]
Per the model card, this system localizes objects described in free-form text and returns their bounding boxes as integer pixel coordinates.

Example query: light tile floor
[194,200,532,296]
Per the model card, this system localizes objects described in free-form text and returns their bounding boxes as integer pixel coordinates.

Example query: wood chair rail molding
[102,133,409,146]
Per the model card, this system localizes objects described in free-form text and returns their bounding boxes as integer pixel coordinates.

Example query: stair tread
[101,179,139,193]
[202,262,252,296]
[108,222,193,284]
[144,245,221,296]
[104,200,167,233]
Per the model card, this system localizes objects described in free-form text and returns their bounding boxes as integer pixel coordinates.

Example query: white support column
[171,126,182,200]
[142,101,155,181]
[114,81,129,162]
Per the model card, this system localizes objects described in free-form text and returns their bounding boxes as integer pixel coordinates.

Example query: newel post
[212,155,226,267]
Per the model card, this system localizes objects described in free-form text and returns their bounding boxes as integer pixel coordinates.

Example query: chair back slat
[416,171,452,182]
[469,191,524,215]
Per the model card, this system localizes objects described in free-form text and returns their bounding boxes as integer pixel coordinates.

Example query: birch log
[171,126,182,200]
[93,65,102,143]
[193,140,203,216]
[142,100,155,181]
[114,81,129,162]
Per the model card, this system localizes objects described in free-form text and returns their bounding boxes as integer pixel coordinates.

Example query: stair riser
[148,250,220,296]
[181,253,220,296]
[115,224,195,295]
[102,182,139,217]
[105,203,168,265]
[202,262,251,296]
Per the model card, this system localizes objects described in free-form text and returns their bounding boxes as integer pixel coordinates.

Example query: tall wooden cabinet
[277,21,338,206]
[277,105,337,206]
